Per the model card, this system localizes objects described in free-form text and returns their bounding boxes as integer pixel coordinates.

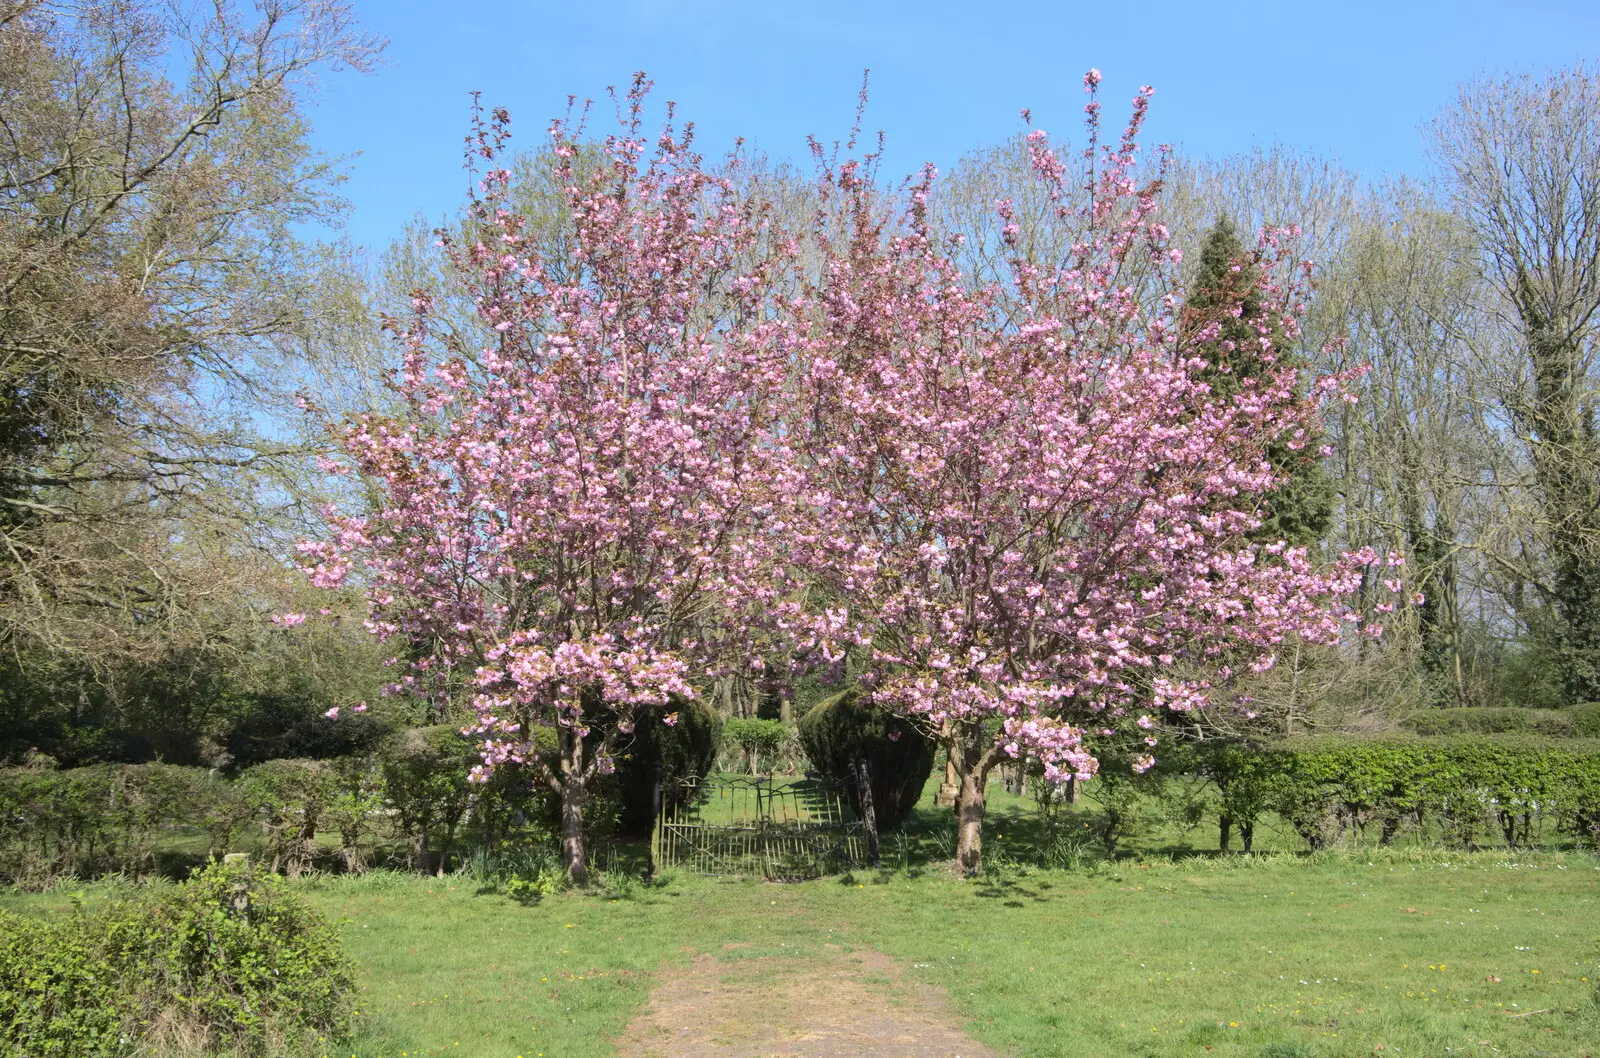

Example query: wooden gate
[651,775,866,879]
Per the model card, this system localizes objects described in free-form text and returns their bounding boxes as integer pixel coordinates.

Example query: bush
[1252,735,1600,850]
[609,697,721,835]
[1405,707,1577,737]
[0,763,216,888]
[0,860,354,1057]
[721,717,791,774]
[1570,702,1600,738]
[238,758,335,877]
[377,726,479,875]
[796,690,936,830]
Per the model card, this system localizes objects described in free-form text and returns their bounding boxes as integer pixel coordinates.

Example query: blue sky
[308,0,1599,252]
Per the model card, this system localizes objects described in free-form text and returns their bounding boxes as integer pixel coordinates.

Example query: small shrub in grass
[0,860,354,1057]
[135,861,355,1054]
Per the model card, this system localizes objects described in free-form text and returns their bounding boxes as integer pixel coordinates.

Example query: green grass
[6,776,1599,1057]
[8,847,1597,1058]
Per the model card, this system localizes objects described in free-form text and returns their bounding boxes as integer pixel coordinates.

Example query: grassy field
[5,776,1599,1057]
[7,847,1598,1057]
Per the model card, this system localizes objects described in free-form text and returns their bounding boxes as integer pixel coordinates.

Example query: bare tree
[0,0,383,667]
[1432,63,1600,702]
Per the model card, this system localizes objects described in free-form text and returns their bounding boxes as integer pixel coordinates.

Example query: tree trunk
[950,727,995,877]
[1240,820,1254,853]
[410,825,430,875]
[955,766,986,877]
[935,756,959,809]
[1219,813,1233,852]
[558,727,589,885]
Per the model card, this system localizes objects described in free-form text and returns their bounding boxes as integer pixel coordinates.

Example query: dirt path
[613,945,1002,1058]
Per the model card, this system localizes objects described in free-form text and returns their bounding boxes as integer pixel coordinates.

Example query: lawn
[8,846,1597,1057]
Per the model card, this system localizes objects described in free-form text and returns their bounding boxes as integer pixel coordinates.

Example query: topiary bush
[608,696,720,835]
[0,859,354,1057]
[797,689,935,830]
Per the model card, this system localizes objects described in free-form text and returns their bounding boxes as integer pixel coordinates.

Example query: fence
[651,774,875,879]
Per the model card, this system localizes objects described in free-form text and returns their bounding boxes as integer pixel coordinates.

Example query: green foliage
[608,697,721,834]
[377,726,480,875]
[0,906,128,1055]
[0,763,219,888]
[721,717,791,774]
[1081,745,1208,856]
[239,759,336,877]
[1186,218,1332,548]
[1217,735,1600,850]
[1569,702,1600,737]
[1405,706,1579,736]
[0,860,353,1057]
[796,690,936,829]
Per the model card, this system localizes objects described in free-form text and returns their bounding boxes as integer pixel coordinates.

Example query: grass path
[264,850,1600,1058]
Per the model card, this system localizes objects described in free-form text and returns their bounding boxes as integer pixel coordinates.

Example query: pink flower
[272,612,307,629]
[323,707,340,720]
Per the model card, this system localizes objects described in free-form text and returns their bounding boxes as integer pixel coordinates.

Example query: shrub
[1570,702,1600,738]
[0,860,354,1057]
[1405,707,1576,737]
[721,717,791,774]
[796,690,936,830]
[377,726,478,875]
[609,697,720,835]
[1256,735,1600,850]
[238,758,336,877]
[0,763,215,888]
[0,906,128,1056]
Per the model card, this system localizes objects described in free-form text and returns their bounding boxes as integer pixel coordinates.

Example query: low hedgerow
[0,860,354,1057]
[1192,734,1600,851]
[1405,706,1579,737]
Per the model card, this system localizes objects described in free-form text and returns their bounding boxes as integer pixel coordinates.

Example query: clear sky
[308,0,1599,252]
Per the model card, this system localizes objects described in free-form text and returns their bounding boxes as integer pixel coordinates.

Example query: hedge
[0,859,353,1057]
[608,697,721,835]
[0,705,728,885]
[797,690,936,830]
[1194,735,1600,851]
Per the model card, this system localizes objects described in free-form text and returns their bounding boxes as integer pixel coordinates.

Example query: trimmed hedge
[0,733,543,886]
[1195,735,1600,851]
[797,690,936,830]
[1405,707,1578,737]
[0,860,353,1057]
[721,717,790,774]
[609,697,721,835]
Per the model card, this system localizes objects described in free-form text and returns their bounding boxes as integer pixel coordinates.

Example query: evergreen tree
[1185,218,1333,548]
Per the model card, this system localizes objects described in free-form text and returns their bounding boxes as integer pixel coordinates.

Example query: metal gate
[651,775,867,879]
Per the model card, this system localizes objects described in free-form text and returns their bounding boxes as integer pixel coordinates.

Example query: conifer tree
[1185,218,1334,547]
